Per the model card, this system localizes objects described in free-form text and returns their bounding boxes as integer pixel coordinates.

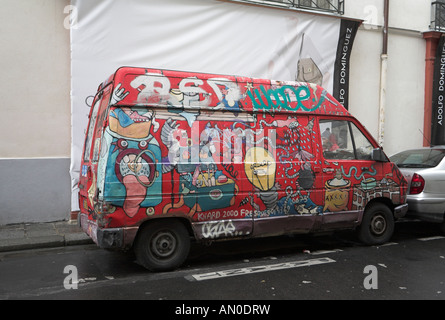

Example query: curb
[0,222,94,253]
[0,234,94,253]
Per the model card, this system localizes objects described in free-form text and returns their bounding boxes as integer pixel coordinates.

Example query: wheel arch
[135,216,196,243]
[364,197,396,216]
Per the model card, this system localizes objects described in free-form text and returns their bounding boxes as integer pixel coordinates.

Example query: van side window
[319,119,373,160]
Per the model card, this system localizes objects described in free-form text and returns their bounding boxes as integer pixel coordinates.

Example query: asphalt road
[1,219,444,303]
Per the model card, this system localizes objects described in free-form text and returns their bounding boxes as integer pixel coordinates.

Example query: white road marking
[191,257,336,281]
[418,236,445,242]
[379,242,398,247]
[310,249,343,255]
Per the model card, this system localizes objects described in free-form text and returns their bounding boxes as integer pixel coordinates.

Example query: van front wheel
[357,203,394,245]
[134,220,190,271]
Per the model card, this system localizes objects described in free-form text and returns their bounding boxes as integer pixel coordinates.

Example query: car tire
[357,203,394,245]
[134,219,190,271]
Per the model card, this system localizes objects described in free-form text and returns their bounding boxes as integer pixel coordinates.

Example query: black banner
[333,19,360,110]
[431,35,445,146]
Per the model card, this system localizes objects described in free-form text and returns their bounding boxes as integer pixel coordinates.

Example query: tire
[134,220,190,271]
[357,203,394,245]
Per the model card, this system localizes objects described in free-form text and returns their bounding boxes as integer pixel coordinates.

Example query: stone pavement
[0,220,93,252]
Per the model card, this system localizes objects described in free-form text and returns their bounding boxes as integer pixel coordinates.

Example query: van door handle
[361,167,369,171]
[323,168,335,173]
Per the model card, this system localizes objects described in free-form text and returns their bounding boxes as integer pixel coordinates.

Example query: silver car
[390,146,445,233]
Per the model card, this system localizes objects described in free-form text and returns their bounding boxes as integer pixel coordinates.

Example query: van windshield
[390,149,445,168]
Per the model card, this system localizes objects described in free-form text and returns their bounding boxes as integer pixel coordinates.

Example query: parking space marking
[310,249,343,255]
[417,236,445,242]
[190,257,336,281]
[379,242,398,247]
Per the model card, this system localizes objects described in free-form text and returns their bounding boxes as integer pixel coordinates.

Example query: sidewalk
[0,220,93,252]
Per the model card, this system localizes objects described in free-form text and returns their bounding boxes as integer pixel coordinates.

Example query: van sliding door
[189,111,254,240]
[251,114,320,236]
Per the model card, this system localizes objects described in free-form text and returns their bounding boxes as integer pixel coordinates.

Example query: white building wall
[0,0,71,158]
[345,0,431,156]
[0,0,71,225]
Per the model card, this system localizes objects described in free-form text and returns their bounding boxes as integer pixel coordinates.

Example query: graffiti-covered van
[78,67,408,271]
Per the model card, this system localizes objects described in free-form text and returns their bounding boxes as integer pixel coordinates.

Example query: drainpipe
[378,0,389,147]
[423,32,442,147]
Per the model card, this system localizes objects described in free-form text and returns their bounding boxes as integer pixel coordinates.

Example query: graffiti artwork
[79,67,407,247]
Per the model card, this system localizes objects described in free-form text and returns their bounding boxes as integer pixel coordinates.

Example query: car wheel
[134,220,190,271]
[357,203,394,245]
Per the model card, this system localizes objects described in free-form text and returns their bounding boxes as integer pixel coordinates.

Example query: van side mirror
[372,148,388,162]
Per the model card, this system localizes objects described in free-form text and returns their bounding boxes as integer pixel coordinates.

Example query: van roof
[101,67,350,116]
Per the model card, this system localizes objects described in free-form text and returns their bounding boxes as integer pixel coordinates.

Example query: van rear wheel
[357,203,394,245]
[134,220,190,271]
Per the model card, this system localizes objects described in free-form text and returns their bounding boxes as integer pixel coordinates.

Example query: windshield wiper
[396,163,434,168]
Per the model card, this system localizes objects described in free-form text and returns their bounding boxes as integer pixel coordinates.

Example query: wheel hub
[151,231,177,258]
[370,214,387,236]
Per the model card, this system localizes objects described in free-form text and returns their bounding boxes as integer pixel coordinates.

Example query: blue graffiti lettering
[247,85,325,112]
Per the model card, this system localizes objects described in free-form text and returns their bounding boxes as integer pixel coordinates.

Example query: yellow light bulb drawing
[245,147,276,191]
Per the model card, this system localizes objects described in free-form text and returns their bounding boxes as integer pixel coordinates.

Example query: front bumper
[79,214,138,250]
[406,195,445,223]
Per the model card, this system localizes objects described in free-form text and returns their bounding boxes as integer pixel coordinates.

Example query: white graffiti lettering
[201,220,237,239]
[130,73,233,108]
[130,73,171,104]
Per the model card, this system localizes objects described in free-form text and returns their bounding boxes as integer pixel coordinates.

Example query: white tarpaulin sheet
[70,0,355,210]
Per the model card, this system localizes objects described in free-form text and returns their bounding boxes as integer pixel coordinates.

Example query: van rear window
[83,99,101,162]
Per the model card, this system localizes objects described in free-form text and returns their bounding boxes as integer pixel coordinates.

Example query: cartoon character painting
[102,104,162,218]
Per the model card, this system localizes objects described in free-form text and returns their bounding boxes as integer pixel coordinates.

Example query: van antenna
[418,129,432,147]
